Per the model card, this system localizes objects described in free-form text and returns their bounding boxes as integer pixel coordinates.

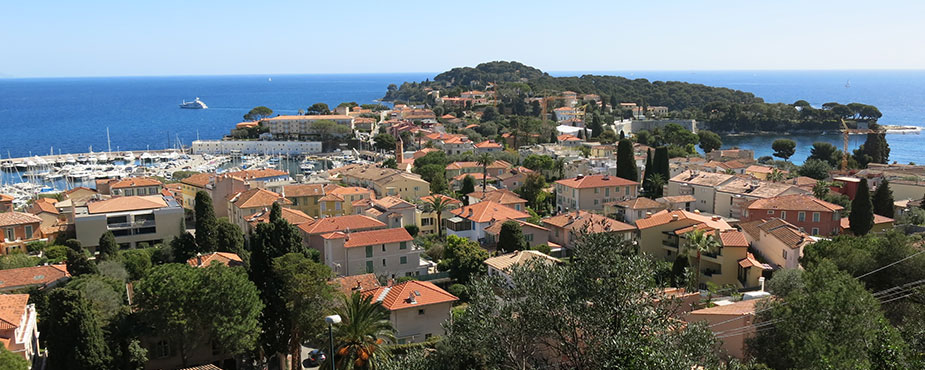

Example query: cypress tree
[871,179,894,218]
[97,231,118,261]
[194,191,218,252]
[66,248,98,277]
[849,178,874,236]
[654,146,670,181]
[498,220,528,253]
[45,289,111,370]
[616,139,638,181]
[642,149,654,198]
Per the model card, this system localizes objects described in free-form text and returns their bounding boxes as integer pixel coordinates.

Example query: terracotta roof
[557,134,582,142]
[473,140,502,149]
[318,193,345,202]
[333,274,381,296]
[413,148,439,159]
[0,294,29,331]
[228,188,290,209]
[716,178,806,198]
[669,170,735,187]
[840,214,894,230]
[29,198,59,215]
[282,184,328,197]
[180,173,212,188]
[468,189,526,206]
[483,250,559,272]
[688,298,762,316]
[452,173,495,182]
[555,174,638,189]
[247,207,314,227]
[542,210,635,233]
[635,209,733,231]
[446,160,511,170]
[85,195,169,214]
[104,177,163,189]
[223,168,289,180]
[363,280,457,311]
[177,365,223,370]
[329,186,373,197]
[740,218,813,249]
[264,114,352,121]
[738,252,765,269]
[716,230,749,247]
[298,215,386,235]
[0,265,69,290]
[612,197,663,210]
[187,252,244,268]
[372,196,413,210]
[786,176,818,187]
[336,228,413,248]
[450,201,530,223]
[0,194,13,202]
[0,211,41,228]
[745,165,776,174]
[746,194,843,213]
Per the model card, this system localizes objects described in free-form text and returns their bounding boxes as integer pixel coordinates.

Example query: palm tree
[768,168,784,182]
[476,153,494,193]
[426,195,453,238]
[329,293,395,370]
[682,228,720,289]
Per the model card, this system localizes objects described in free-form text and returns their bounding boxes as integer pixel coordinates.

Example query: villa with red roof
[0,212,44,254]
[744,194,844,236]
[556,134,583,146]
[187,252,244,268]
[362,280,457,344]
[473,140,502,153]
[446,201,530,244]
[636,210,769,289]
[0,194,13,213]
[0,294,40,363]
[226,188,292,231]
[319,227,426,279]
[554,174,639,213]
[299,214,388,254]
[542,210,635,250]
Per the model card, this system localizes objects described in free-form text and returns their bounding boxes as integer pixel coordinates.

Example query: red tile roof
[228,188,291,209]
[420,194,461,206]
[0,212,42,228]
[746,194,843,213]
[333,228,413,248]
[839,214,894,231]
[0,265,69,291]
[187,252,244,268]
[473,140,502,149]
[0,294,29,331]
[298,215,386,235]
[716,230,749,247]
[542,211,635,233]
[555,174,638,189]
[332,274,381,296]
[468,189,526,206]
[247,207,314,227]
[180,173,212,188]
[363,280,457,311]
[635,209,732,231]
[86,195,169,214]
[223,168,289,180]
[29,198,59,215]
[103,177,163,189]
[450,201,529,223]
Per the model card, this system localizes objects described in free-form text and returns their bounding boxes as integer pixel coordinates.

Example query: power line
[855,250,925,279]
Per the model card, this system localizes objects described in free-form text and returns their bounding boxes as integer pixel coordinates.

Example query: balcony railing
[108,220,157,230]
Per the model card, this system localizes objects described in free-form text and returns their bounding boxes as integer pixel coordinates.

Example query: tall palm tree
[682,228,720,288]
[476,153,494,193]
[768,168,784,182]
[426,195,453,238]
[329,293,395,370]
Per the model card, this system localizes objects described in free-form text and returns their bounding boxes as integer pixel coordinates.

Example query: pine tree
[97,231,118,261]
[871,179,894,218]
[46,289,111,370]
[616,139,638,181]
[849,178,874,236]
[66,248,98,276]
[194,191,218,252]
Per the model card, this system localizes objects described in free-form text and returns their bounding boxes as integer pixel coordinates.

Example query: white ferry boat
[180,97,208,109]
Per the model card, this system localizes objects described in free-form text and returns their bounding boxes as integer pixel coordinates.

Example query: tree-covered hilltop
[383,61,881,133]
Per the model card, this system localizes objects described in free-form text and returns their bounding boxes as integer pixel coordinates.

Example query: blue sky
[3,0,924,77]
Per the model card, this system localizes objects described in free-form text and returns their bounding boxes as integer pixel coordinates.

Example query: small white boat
[66,155,76,164]
[179,97,208,109]
[98,153,108,162]
[123,152,136,162]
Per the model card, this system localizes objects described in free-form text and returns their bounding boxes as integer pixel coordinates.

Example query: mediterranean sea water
[1,70,923,164]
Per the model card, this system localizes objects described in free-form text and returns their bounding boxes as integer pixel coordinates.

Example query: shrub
[26,241,47,254]
[447,283,469,301]
[44,246,68,262]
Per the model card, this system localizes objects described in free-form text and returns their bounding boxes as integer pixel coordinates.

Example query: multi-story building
[497,166,534,191]
[0,212,44,254]
[263,114,355,140]
[743,194,843,236]
[364,196,417,229]
[0,194,13,213]
[666,170,736,214]
[96,177,164,197]
[279,183,333,217]
[483,219,550,250]
[0,294,40,364]
[542,210,635,250]
[27,198,63,238]
[713,178,809,219]
[329,187,376,215]
[636,210,769,289]
[739,218,815,270]
[416,195,462,235]
[179,173,213,210]
[319,227,426,278]
[554,174,639,213]
[76,195,184,249]
[362,280,457,344]
[226,188,291,232]
[299,214,387,252]
[473,140,503,153]
[337,165,430,200]
[606,197,666,225]
[446,201,529,244]
[467,189,527,212]
[704,148,755,164]
[245,206,314,234]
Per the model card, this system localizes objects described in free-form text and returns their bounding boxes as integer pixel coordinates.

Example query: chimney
[759,276,766,292]
[353,281,362,291]
[712,216,721,221]
[671,214,679,221]
[407,292,417,304]
[576,174,584,180]
[196,253,203,266]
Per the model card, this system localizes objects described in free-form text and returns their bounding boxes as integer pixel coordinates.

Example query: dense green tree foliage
[497,220,528,253]
[697,130,722,153]
[460,175,476,197]
[194,191,218,252]
[797,158,833,180]
[45,289,111,370]
[215,218,247,265]
[872,179,895,218]
[374,133,397,152]
[328,293,395,370]
[616,139,638,181]
[306,102,331,115]
[97,231,118,261]
[0,346,29,370]
[849,178,875,235]
[437,235,489,284]
[243,106,273,121]
[808,141,841,167]
[854,131,891,167]
[271,253,336,370]
[771,139,796,160]
[66,247,98,276]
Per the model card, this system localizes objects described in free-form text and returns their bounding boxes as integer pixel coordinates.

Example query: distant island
[383,61,882,133]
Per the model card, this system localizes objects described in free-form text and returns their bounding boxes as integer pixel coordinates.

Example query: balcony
[661,239,678,250]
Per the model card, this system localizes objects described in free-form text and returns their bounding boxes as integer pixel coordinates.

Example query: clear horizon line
[3,68,925,80]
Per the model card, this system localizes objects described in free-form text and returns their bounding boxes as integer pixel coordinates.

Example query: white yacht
[180,97,208,109]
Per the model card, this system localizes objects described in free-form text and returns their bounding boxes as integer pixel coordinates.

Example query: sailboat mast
[107,127,112,154]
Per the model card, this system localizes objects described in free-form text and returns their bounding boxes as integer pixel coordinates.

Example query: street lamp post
[324,314,341,370]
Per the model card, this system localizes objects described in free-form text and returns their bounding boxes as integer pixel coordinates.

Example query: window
[366,261,374,273]
[798,212,806,222]
[691,188,696,194]
[382,259,386,266]
[336,202,342,210]
[400,241,407,250]
[525,234,533,242]
[812,228,819,235]
[400,256,407,264]
[812,212,820,222]
[3,228,13,242]
[320,202,326,211]
[594,199,598,205]
[605,188,610,197]
[24,225,33,239]
[780,211,786,220]
[594,188,599,194]
[625,187,630,195]
[767,210,774,215]
[783,250,788,260]
[381,244,386,252]
[418,309,425,315]
[365,246,373,258]
[156,340,171,359]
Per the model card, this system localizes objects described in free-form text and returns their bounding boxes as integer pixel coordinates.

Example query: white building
[192,140,323,155]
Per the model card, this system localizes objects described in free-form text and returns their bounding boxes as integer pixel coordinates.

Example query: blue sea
[1,70,924,164]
